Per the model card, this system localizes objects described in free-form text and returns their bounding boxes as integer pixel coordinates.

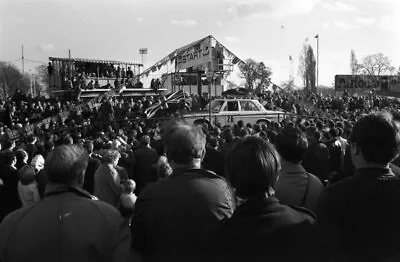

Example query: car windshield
[205,100,225,113]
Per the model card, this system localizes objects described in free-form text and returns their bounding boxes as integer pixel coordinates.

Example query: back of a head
[19,165,36,185]
[0,150,15,166]
[208,136,218,148]
[163,121,206,165]
[226,136,281,199]
[15,149,28,163]
[63,136,73,145]
[275,127,308,163]
[45,144,88,186]
[102,149,121,164]
[350,112,400,164]
[140,135,151,146]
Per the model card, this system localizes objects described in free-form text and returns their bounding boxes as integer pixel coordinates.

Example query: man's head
[275,127,308,164]
[226,136,281,199]
[45,145,89,187]
[350,112,400,167]
[162,121,206,167]
[140,135,151,146]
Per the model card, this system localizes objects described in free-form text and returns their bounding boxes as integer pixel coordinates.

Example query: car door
[238,100,264,125]
[220,100,239,125]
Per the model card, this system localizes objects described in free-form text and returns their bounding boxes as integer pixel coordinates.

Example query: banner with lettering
[176,37,212,71]
[335,75,400,91]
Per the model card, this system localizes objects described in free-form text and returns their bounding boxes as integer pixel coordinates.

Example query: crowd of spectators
[1,88,400,261]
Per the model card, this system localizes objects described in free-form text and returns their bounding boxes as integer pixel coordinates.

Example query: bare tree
[358,53,395,76]
[35,64,49,96]
[0,62,30,99]
[298,44,316,93]
[36,64,49,88]
[350,49,360,75]
[238,59,272,90]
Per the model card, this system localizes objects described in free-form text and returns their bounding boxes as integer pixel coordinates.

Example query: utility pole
[315,34,319,91]
[21,45,25,74]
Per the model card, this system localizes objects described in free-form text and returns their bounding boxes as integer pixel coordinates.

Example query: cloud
[224,36,240,43]
[171,19,197,27]
[321,2,359,12]
[379,15,400,34]
[227,2,272,18]
[355,17,376,26]
[322,22,331,29]
[216,20,223,27]
[227,0,317,19]
[334,20,359,29]
[136,17,144,22]
[37,44,54,52]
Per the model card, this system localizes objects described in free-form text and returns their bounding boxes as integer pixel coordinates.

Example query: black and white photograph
[0,0,400,261]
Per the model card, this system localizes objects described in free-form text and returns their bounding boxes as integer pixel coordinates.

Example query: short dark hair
[163,121,206,165]
[226,136,281,198]
[350,112,400,164]
[15,149,28,163]
[275,127,308,163]
[45,145,88,185]
[63,136,73,145]
[0,151,15,166]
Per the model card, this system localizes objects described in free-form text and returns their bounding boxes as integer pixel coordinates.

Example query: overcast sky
[0,0,399,86]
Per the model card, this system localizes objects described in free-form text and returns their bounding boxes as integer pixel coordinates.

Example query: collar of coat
[44,183,97,200]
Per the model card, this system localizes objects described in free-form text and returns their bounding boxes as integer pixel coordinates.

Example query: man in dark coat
[131,121,235,262]
[133,135,158,193]
[202,136,225,177]
[318,112,400,261]
[210,137,318,262]
[82,140,101,194]
[0,151,21,222]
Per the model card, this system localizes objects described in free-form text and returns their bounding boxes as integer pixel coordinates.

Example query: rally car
[183,98,287,127]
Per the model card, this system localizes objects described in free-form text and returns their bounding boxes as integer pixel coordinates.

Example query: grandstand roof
[49,57,142,66]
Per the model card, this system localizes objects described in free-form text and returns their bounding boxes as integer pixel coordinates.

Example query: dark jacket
[83,156,101,194]
[303,141,330,183]
[35,169,48,199]
[131,168,235,262]
[318,167,400,261]
[25,143,37,163]
[210,196,318,262]
[0,166,21,221]
[202,147,225,178]
[133,146,158,193]
[0,184,137,262]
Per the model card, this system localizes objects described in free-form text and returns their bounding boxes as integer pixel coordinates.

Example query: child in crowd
[119,179,137,219]
[18,165,40,207]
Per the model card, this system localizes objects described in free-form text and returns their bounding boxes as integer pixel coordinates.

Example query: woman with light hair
[30,154,47,198]
[94,150,125,207]
[17,165,40,206]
